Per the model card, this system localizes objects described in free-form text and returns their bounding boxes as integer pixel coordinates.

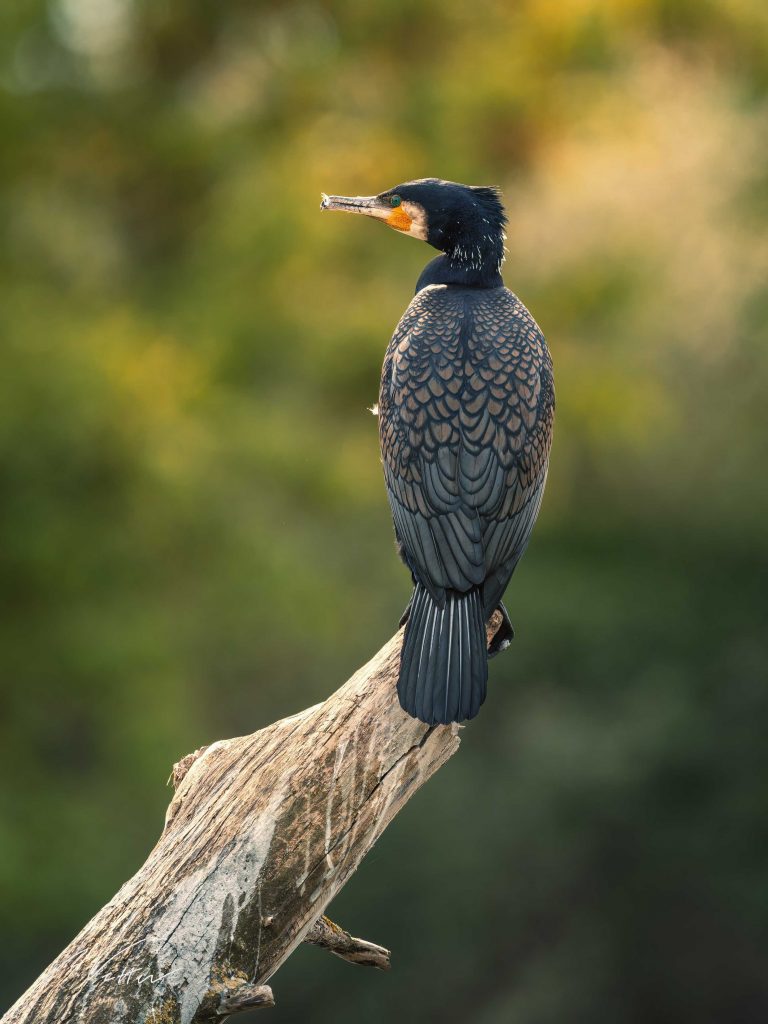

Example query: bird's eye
[389,195,402,208]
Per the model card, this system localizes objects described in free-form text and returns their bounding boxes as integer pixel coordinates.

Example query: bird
[321,178,554,725]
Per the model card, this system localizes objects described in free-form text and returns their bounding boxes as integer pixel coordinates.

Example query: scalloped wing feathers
[379,284,554,609]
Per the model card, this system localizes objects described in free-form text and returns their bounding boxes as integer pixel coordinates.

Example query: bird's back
[379,283,554,602]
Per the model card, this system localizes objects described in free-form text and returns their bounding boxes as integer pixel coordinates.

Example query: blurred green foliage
[1,0,768,1020]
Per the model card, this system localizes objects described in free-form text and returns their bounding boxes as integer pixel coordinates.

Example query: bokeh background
[2,0,768,1020]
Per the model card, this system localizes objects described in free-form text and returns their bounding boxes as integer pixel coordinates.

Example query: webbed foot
[487,600,514,658]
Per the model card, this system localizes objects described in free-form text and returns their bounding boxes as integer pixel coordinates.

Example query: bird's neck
[415,226,505,291]
[416,253,504,291]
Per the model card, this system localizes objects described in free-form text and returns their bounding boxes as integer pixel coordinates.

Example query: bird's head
[321,178,507,286]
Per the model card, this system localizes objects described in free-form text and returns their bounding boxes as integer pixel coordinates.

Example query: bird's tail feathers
[398,583,487,724]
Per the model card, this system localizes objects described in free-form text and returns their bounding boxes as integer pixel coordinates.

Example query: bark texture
[2,618,499,1024]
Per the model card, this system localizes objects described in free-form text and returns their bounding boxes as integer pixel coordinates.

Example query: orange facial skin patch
[387,206,413,232]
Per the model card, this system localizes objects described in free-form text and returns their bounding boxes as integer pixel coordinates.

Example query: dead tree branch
[2,614,501,1024]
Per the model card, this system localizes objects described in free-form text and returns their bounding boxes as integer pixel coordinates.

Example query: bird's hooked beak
[320,193,390,219]
[320,192,426,238]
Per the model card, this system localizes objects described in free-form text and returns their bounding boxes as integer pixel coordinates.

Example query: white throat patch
[401,200,428,240]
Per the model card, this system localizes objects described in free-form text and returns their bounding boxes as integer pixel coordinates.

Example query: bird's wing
[379,286,554,603]
[466,291,554,592]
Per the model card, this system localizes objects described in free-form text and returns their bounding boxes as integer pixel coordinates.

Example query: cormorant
[321,179,554,725]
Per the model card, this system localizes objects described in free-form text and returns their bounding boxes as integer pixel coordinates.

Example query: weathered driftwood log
[1,613,501,1024]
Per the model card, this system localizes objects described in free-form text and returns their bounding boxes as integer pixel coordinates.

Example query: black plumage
[321,178,554,724]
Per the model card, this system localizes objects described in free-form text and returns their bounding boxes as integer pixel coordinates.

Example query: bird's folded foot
[487,601,514,658]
